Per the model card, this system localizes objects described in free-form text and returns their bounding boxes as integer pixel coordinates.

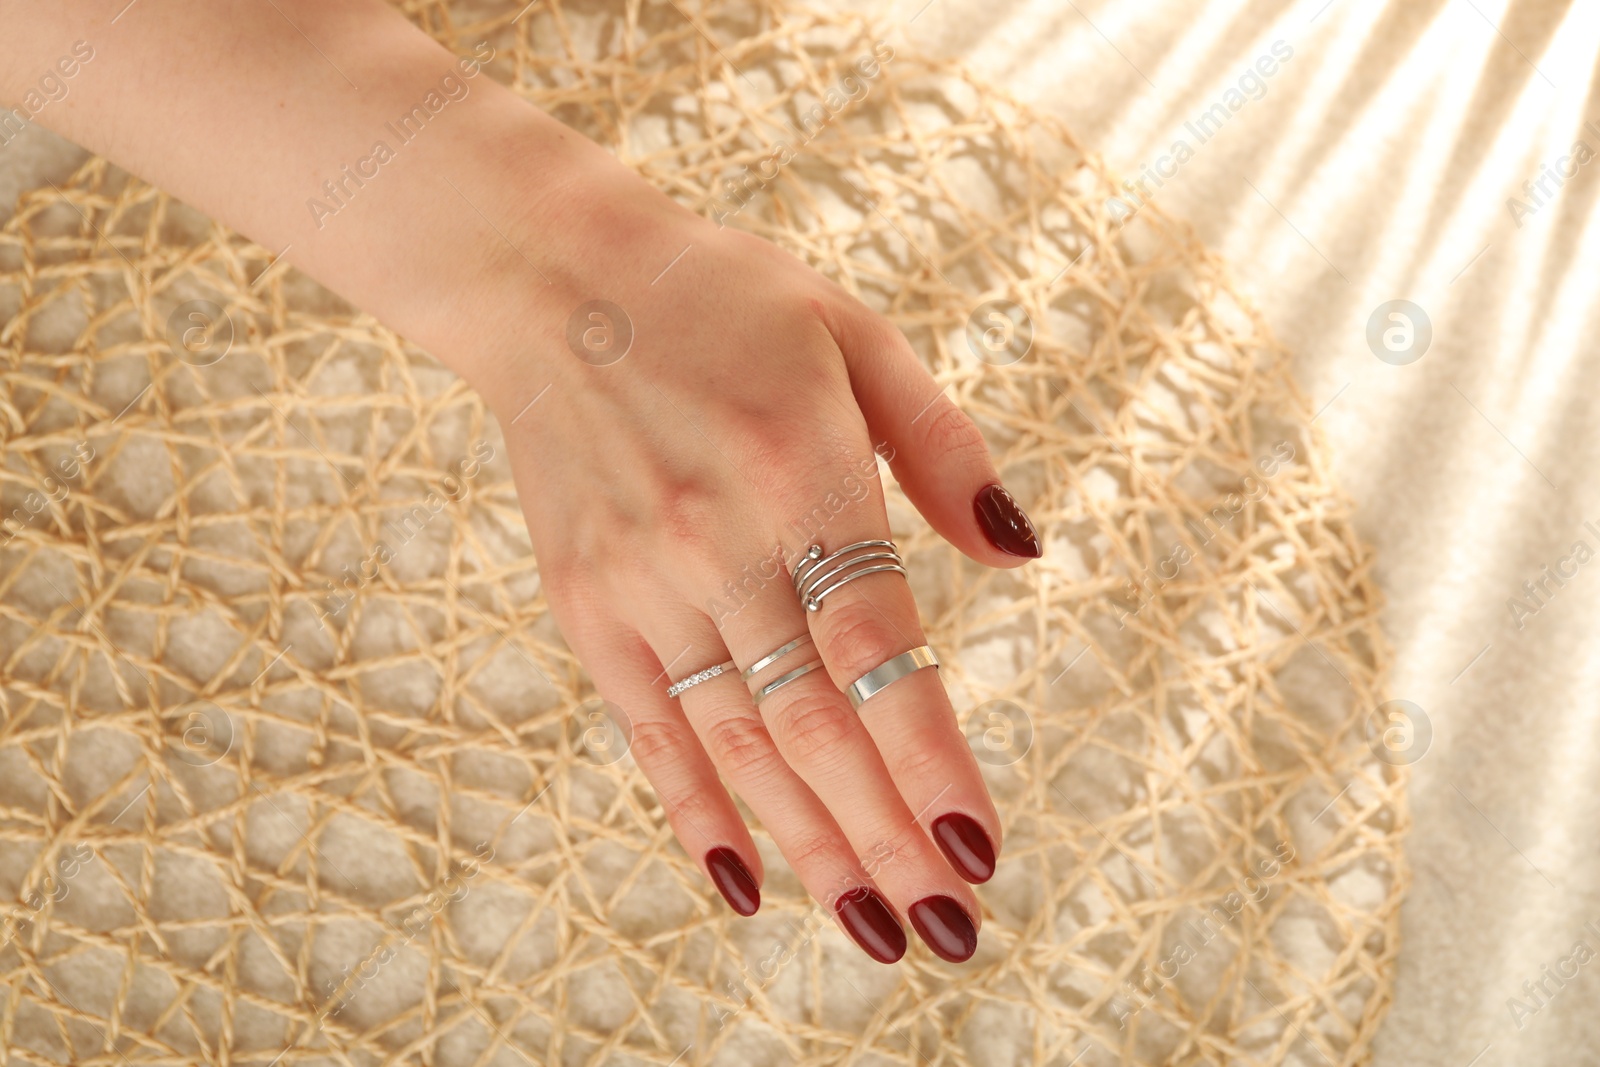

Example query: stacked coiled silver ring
[791,540,906,612]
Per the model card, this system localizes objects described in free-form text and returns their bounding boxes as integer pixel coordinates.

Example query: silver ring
[667,659,736,698]
[752,661,824,707]
[792,540,906,612]
[845,645,939,710]
[741,633,814,681]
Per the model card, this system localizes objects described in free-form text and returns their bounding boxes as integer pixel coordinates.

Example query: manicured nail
[932,813,997,884]
[706,848,760,916]
[835,885,906,963]
[909,895,978,963]
[974,484,1041,558]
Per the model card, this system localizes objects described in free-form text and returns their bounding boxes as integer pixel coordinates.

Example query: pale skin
[2,0,1042,964]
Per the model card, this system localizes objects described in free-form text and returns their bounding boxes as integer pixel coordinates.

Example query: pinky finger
[577,627,765,916]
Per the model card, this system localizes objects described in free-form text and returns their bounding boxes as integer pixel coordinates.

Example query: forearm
[0,0,653,400]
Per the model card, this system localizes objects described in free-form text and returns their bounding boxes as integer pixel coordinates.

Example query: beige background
[1,0,1591,1062]
[878,0,1599,1062]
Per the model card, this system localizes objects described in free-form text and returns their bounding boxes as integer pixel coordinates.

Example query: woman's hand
[2,0,1042,964]
[465,157,1041,962]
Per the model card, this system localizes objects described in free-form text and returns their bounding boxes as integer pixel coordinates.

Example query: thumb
[825,301,1042,566]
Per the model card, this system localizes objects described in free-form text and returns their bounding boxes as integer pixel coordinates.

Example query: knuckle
[885,738,946,783]
[783,828,844,875]
[758,431,863,514]
[773,463,880,542]
[772,687,858,765]
[872,815,934,870]
[538,555,590,606]
[725,406,810,473]
[661,785,717,839]
[626,717,689,769]
[919,400,989,463]
[818,599,913,682]
[701,541,788,614]
[651,476,725,563]
[702,713,782,781]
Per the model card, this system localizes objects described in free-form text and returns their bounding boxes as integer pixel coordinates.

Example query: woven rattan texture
[0,2,1407,1064]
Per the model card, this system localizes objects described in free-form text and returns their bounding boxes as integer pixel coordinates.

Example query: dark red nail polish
[706,848,760,916]
[932,813,997,883]
[835,885,906,963]
[909,895,978,963]
[974,484,1041,558]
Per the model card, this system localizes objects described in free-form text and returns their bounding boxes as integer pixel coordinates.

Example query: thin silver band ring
[752,661,824,707]
[845,645,939,710]
[741,633,814,681]
[667,659,737,698]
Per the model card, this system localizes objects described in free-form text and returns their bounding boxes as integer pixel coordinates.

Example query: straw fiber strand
[0,1,1406,1064]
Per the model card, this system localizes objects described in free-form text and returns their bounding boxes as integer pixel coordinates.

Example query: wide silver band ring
[741,633,814,681]
[845,645,939,710]
[667,659,736,698]
[792,540,906,612]
[752,661,824,707]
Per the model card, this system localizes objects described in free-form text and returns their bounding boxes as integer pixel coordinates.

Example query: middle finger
[715,567,981,963]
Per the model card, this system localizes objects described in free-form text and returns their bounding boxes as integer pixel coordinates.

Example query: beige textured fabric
[0,2,1406,1064]
[888,0,1600,1062]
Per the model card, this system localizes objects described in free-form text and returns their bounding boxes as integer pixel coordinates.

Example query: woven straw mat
[0,1,1407,1065]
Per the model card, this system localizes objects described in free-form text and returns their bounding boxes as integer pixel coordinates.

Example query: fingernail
[706,848,760,916]
[909,895,978,963]
[974,484,1041,558]
[932,813,997,883]
[835,885,906,963]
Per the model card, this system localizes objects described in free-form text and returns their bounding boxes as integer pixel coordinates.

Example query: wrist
[296,85,622,392]
[4,0,706,422]
[421,133,711,421]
